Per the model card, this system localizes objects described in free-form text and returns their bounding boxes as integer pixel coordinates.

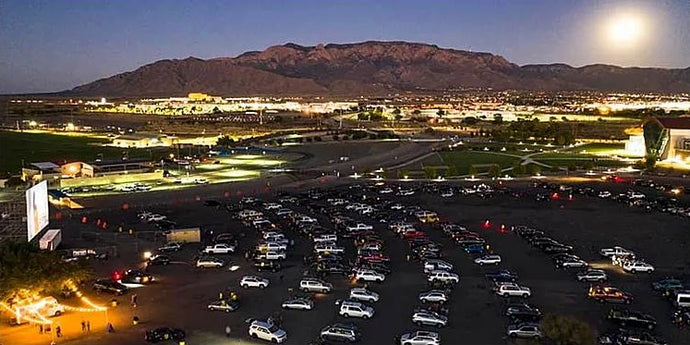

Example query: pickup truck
[203,243,236,254]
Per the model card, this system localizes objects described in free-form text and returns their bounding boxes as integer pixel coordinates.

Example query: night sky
[1,0,688,94]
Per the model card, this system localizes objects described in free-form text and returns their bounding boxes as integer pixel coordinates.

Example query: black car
[358,262,392,275]
[607,308,657,330]
[314,263,349,276]
[148,254,171,266]
[93,279,128,295]
[145,327,186,343]
[542,244,573,255]
[505,303,542,321]
[121,269,154,284]
[254,260,282,272]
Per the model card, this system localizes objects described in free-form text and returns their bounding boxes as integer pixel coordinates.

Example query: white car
[379,188,394,194]
[390,203,404,210]
[203,243,236,254]
[419,290,449,304]
[258,250,286,261]
[192,178,208,184]
[426,270,459,284]
[248,320,287,343]
[207,300,239,312]
[313,234,337,243]
[258,242,288,252]
[600,246,634,258]
[300,278,332,293]
[275,208,293,216]
[496,283,532,298]
[314,243,345,254]
[622,261,655,274]
[474,255,502,266]
[507,323,542,339]
[576,269,607,282]
[339,300,374,319]
[598,191,612,198]
[412,310,448,327]
[424,259,453,273]
[346,223,373,232]
[196,257,224,268]
[240,275,269,289]
[355,269,385,282]
[349,287,380,302]
[400,330,440,345]
[440,190,454,198]
[281,297,314,310]
[264,203,282,210]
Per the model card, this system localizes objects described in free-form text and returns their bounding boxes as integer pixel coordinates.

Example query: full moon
[606,15,644,46]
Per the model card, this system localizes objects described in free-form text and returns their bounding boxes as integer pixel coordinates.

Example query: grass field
[0,130,160,174]
[438,151,521,175]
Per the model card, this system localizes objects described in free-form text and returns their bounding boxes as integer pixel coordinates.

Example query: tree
[0,241,92,301]
[216,135,234,147]
[645,155,657,171]
[424,167,437,179]
[493,114,503,124]
[468,165,478,176]
[512,162,527,176]
[446,165,459,177]
[529,164,541,175]
[462,117,478,125]
[392,108,401,116]
[412,109,422,115]
[583,160,594,170]
[541,314,597,345]
[488,164,502,178]
[436,109,445,117]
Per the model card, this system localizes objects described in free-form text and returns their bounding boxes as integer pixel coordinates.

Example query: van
[673,290,690,308]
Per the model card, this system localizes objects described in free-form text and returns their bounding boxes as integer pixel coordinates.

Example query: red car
[402,230,429,239]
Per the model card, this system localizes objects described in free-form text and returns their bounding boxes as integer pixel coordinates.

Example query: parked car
[427,270,459,284]
[607,308,656,330]
[418,290,449,304]
[577,269,607,282]
[148,254,171,266]
[208,300,240,312]
[652,278,684,296]
[93,279,128,295]
[338,300,375,319]
[507,323,542,339]
[281,297,314,310]
[505,303,542,321]
[496,283,532,298]
[622,261,655,274]
[587,285,633,304]
[196,257,224,268]
[354,269,385,282]
[399,330,440,345]
[474,255,501,266]
[240,275,269,289]
[248,319,287,343]
[300,278,333,293]
[485,270,518,282]
[412,310,448,327]
[157,242,182,252]
[349,287,380,303]
[319,323,361,343]
[203,243,236,254]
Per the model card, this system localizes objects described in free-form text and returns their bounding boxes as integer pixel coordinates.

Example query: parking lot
[9,176,690,345]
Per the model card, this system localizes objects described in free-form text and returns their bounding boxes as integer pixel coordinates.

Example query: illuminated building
[643,116,690,161]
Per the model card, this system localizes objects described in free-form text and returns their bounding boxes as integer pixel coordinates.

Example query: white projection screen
[26,180,49,241]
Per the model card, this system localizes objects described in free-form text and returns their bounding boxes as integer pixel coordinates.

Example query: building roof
[30,162,60,170]
[652,116,690,130]
[91,158,152,168]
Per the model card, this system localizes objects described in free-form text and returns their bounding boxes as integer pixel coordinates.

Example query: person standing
[131,294,138,307]
[39,324,44,334]
[55,325,62,338]
[81,320,86,332]
[86,320,91,332]
[224,325,231,338]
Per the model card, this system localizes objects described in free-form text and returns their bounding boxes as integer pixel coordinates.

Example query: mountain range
[68,41,690,96]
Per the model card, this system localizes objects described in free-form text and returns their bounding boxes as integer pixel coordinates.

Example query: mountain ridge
[66,41,690,96]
